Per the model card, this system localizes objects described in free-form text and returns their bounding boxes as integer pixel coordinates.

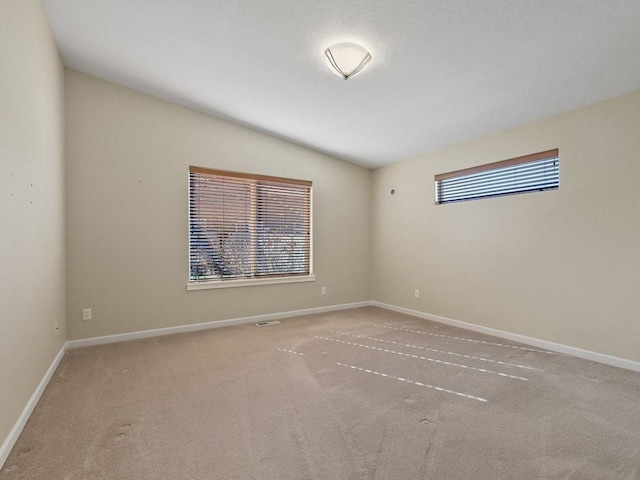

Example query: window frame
[187,166,314,290]
[434,149,559,205]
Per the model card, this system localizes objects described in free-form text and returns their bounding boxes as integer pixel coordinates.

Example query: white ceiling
[43,0,640,169]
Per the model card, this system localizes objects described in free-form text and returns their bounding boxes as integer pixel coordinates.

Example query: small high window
[435,149,559,204]
[188,167,312,287]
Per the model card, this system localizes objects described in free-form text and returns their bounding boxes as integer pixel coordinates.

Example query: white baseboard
[67,301,373,349]
[372,301,640,373]
[0,343,68,469]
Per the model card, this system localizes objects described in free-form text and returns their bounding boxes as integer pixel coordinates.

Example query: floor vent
[256,320,281,327]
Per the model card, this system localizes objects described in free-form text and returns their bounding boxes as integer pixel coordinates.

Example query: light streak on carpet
[372,324,561,355]
[276,348,304,356]
[336,362,488,403]
[314,336,529,381]
[331,331,540,371]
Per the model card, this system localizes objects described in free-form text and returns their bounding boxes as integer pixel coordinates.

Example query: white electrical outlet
[321,286,326,295]
[82,308,92,321]
[414,289,420,298]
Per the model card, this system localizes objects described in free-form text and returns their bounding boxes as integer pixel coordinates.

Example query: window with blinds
[189,167,312,283]
[435,149,559,204]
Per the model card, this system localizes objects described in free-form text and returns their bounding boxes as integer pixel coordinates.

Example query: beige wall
[371,90,640,362]
[0,0,66,448]
[65,70,371,340]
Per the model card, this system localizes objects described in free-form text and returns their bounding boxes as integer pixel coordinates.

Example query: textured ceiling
[43,0,640,168]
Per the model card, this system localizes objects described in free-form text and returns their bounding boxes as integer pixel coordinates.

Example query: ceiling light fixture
[324,42,372,80]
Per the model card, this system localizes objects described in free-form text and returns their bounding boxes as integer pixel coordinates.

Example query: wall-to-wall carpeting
[3,307,640,479]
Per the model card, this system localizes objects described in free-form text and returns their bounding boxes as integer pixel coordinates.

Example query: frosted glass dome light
[324,42,372,80]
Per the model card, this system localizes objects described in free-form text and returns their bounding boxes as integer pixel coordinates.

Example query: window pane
[256,183,310,276]
[189,175,254,280]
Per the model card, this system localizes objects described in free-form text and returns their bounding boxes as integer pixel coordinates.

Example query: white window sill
[187,274,316,291]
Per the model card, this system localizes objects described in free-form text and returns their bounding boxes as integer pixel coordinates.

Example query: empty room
[2,0,640,478]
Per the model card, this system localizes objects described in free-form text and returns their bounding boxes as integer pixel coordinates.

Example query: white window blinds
[435,149,559,204]
[189,167,312,282]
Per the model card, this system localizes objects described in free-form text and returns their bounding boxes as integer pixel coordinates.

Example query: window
[188,167,312,288]
[435,149,559,204]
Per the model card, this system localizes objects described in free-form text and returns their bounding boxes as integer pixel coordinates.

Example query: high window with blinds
[435,149,559,204]
[188,167,312,284]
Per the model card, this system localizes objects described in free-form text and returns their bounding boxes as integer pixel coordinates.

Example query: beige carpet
[2,307,640,479]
